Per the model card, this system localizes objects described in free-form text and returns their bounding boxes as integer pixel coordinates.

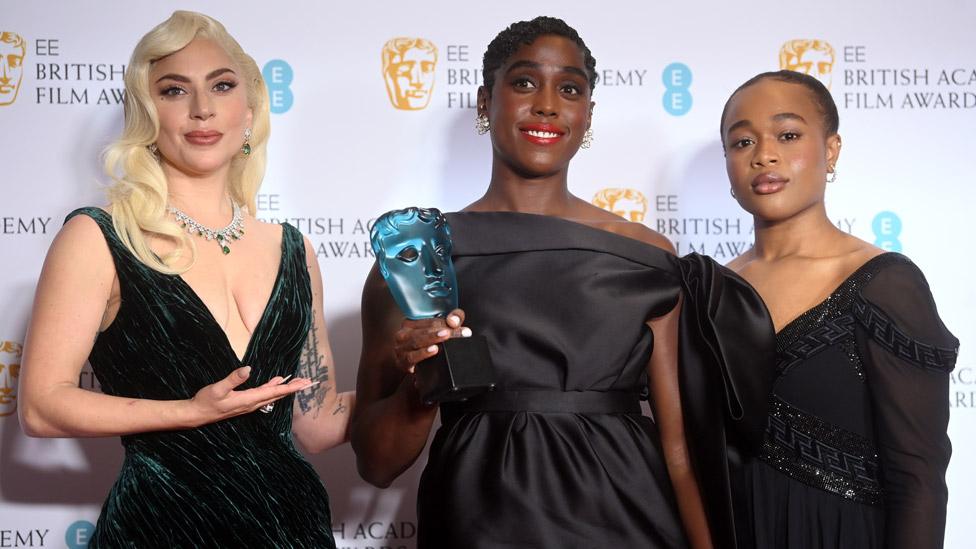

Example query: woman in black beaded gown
[722,70,958,548]
[351,17,776,549]
[18,11,352,547]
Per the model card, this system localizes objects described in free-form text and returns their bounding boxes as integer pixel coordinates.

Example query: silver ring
[258,403,275,414]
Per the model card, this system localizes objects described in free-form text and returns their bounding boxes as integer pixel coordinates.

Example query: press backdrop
[1,1,974,547]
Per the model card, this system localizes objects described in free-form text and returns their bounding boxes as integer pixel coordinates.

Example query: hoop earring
[826,168,837,183]
[475,114,490,135]
[730,187,737,199]
[242,128,252,156]
[580,128,594,149]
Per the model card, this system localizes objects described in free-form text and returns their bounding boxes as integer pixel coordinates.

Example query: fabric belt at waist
[440,390,642,423]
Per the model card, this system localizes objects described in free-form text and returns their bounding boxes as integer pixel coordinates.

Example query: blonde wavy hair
[103,10,270,273]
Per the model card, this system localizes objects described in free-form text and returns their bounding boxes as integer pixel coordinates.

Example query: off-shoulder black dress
[417,212,775,549]
[735,253,958,549]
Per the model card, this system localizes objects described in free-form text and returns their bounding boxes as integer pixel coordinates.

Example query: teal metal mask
[370,207,459,319]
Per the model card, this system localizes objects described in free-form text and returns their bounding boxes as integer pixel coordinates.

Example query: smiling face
[479,34,593,179]
[149,38,253,180]
[371,208,459,320]
[722,78,841,223]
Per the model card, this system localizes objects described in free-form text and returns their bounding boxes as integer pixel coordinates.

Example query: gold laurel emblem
[0,340,23,418]
[779,39,835,89]
[592,188,649,223]
[382,37,437,110]
[0,32,26,106]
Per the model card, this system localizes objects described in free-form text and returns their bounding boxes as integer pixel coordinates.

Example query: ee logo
[662,63,692,116]
[872,211,902,252]
[65,520,95,549]
[263,59,294,114]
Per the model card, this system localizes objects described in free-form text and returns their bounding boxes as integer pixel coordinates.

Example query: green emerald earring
[242,128,252,156]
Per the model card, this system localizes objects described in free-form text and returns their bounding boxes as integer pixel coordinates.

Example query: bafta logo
[0,32,26,106]
[780,39,835,89]
[382,37,437,110]
[592,188,649,223]
[0,341,22,418]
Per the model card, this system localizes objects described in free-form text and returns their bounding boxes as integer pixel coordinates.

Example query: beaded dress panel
[735,253,958,549]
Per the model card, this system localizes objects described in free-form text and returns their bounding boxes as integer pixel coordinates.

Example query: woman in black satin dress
[723,70,957,548]
[351,17,775,549]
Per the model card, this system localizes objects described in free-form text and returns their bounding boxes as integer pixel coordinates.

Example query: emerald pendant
[242,143,251,156]
[168,200,245,258]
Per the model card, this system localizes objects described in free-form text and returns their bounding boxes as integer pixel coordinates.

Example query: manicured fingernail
[448,315,460,326]
[279,375,293,384]
[427,345,438,353]
[301,381,320,391]
[239,366,252,377]
[437,329,450,338]
[461,327,472,337]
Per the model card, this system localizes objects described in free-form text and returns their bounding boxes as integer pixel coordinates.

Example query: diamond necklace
[168,201,245,255]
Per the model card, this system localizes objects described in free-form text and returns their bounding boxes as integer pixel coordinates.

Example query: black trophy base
[415,335,496,404]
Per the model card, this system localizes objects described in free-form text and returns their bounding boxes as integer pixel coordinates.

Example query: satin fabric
[417,212,774,549]
[677,253,776,547]
[68,208,336,548]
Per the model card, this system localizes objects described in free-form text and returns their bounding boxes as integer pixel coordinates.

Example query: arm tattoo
[332,396,348,416]
[296,308,332,417]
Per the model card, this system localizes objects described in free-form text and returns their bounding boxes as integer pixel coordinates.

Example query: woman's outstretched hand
[184,366,316,426]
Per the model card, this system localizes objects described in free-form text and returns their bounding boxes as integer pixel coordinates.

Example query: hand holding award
[370,207,496,404]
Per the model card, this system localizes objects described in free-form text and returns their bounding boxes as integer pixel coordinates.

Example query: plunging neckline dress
[70,207,337,549]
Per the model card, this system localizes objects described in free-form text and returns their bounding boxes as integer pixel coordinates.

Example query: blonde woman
[18,11,351,547]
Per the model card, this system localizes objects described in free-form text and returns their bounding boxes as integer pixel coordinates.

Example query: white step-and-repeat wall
[2,1,973,547]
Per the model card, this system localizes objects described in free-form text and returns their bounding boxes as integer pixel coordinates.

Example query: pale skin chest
[98,218,283,361]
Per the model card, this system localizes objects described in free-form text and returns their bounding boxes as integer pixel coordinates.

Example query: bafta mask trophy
[370,207,496,404]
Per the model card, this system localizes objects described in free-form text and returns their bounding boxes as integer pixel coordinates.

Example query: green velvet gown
[69,208,336,548]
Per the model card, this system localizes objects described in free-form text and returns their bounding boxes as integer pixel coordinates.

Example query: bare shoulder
[297,232,325,288]
[298,232,318,265]
[611,222,676,254]
[574,200,676,254]
[37,210,116,300]
[840,235,888,272]
[726,248,756,272]
[54,212,113,265]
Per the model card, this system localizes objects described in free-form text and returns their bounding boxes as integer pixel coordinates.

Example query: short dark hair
[482,16,597,96]
[720,70,839,144]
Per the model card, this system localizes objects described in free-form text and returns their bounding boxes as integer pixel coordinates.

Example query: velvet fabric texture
[68,208,336,548]
[417,212,775,549]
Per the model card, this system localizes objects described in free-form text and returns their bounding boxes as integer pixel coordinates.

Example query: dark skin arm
[647,293,712,549]
[616,222,712,548]
[349,264,466,487]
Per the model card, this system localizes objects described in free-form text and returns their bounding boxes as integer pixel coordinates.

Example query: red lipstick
[519,123,565,145]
